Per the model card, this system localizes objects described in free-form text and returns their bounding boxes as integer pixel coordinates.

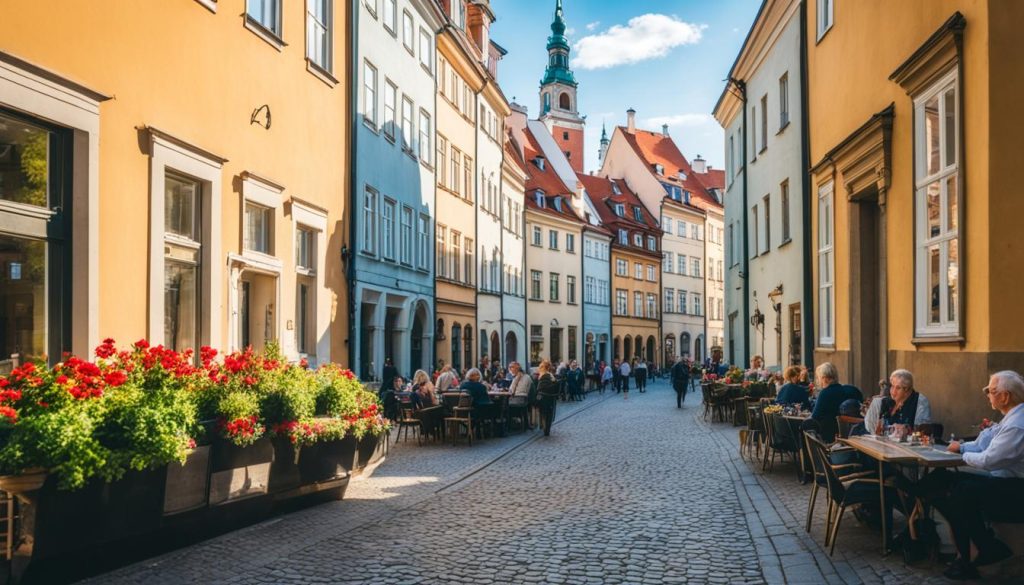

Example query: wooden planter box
[299,435,357,484]
[355,433,388,473]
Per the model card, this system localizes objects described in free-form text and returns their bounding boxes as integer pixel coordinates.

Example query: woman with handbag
[536,360,560,437]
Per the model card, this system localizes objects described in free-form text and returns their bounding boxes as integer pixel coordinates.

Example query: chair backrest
[761,408,776,446]
[802,430,825,484]
[457,393,474,408]
[804,430,846,503]
[771,414,800,451]
[747,405,764,432]
[836,415,864,439]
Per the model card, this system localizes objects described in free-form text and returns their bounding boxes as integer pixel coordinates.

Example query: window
[677,221,687,238]
[419,29,432,72]
[401,96,414,152]
[383,0,396,33]
[633,206,643,222]
[678,290,688,314]
[530,324,543,366]
[728,135,735,180]
[164,174,202,352]
[616,290,627,315]
[464,238,474,285]
[549,230,559,250]
[567,276,576,304]
[633,234,642,247]
[692,258,701,278]
[296,281,313,355]
[646,294,657,319]
[760,95,768,151]
[451,147,461,195]
[752,204,759,258]
[418,110,431,164]
[663,217,672,234]
[383,80,397,140]
[400,206,413,265]
[818,182,835,344]
[779,73,789,128]
[647,235,656,251]
[618,229,628,245]
[402,10,414,54]
[763,194,771,253]
[585,240,593,257]
[647,265,656,282]
[417,214,429,270]
[633,292,643,317]
[363,61,377,126]
[727,224,734,265]
[244,203,272,254]
[362,187,377,254]
[532,226,542,246]
[781,180,791,243]
[307,0,332,71]
[566,233,575,253]
[693,293,702,316]
[616,259,628,276]
[381,198,396,260]
[436,224,447,277]
[549,273,560,302]
[585,276,594,303]
[463,155,473,201]
[665,289,675,313]
[247,0,281,36]
[436,135,447,186]
[678,255,687,276]
[751,106,757,159]
[914,72,959,336]
[531,270,542,299]
[817,0,834,40]
[691,224,699,239]
[296,226,315,270]
[634,262,643,280]
[450,231,461,281]
[614,203,625,217]
[663,251,674,273]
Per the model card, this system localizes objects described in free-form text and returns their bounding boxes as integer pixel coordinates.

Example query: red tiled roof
[618,128,723,211]
[579,173,661,255]
[522,125,583,223]
[701,168,725,191]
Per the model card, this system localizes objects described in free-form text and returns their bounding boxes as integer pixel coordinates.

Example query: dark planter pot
[298,435,357,484]
[268,436,301,495]
[163,446,211,516]
[355,433,387,472]
[207,436,273,512]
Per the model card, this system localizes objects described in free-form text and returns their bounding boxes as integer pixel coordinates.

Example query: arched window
[559,92,571,110]
[463,326,473,369]
[451,324,462,371]
[681,332,691,358]
[543,93,551,113]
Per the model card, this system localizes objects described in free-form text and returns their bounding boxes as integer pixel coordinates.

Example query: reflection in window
[0,236,47,360]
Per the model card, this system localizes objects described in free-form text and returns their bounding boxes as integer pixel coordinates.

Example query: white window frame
[418,109,431,165]
[362,186,378,255]
[292,202,329,363]
[417,213,430,271]
[306,0,333,73]
[402,10,414,55]
[363,61,377,127]
[382,0,396,33]
[381,197,397,260]
[817,0,834,40]
[818,181,835,345]
[914,70,960,337]
[383,79,397,140]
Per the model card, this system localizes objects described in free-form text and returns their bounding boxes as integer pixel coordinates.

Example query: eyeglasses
[982,386,1006,396]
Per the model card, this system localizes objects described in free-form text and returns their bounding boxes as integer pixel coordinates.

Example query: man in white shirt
[930,370,1024,580]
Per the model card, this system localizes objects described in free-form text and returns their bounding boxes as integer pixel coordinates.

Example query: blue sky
[491,0,761,173]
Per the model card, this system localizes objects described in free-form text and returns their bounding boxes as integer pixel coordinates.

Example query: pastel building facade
[500,129,528,366]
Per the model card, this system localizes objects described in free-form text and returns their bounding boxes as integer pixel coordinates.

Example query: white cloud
[645,113,715,128]
[565,27,576,36]
[585,21,600,31]
[571,14,706,70]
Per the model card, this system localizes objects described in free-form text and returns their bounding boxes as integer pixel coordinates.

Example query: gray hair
[815,362,838,384]
[889,369,914,391]
[466,368,482,382]
[991,370,1024,403]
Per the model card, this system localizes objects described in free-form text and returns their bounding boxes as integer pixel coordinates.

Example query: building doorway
[623,336,632,362]
[788,304,802,366]
[505,331,518,366]
[549,327,563,363]
[490,330,500,364]
[646,336,656,367]
[851,192,884,390]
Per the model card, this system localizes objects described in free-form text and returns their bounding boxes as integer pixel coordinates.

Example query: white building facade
[714,0,806,370]
[660,201,707,364]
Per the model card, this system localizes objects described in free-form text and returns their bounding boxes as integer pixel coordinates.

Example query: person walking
[671,357,691,408]
[536,360,560,436]
[567,360,585,401]
[634,358,648,393]
[612,359,622,394]
[600,361,612,394]
[619,358,632,399]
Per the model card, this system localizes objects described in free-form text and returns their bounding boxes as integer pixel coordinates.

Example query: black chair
[769,414,804,481]
[806,431,898,555]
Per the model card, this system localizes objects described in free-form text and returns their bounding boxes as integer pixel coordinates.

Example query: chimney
[626,108,636,134]
[662,124,669,137]
[692,154,707,174]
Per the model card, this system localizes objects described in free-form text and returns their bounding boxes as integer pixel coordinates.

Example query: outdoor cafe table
[838,435,964,554]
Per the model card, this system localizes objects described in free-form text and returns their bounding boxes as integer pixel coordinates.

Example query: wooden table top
[840,436,964,467]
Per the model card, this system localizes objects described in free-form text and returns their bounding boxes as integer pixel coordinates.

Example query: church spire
[541,0,576,89]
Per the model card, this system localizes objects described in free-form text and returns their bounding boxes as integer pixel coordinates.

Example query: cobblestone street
[82,380,1020,585]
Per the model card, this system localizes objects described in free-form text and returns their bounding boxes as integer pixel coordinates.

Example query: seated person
[863,369,931,436]
[507,362,531,406]
[409,369,436,410]
[458,368,493,407]
[924,371,1024,580]
[776,366,812,411]
[810,362,862,442]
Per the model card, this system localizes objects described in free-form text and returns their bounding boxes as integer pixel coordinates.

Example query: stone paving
[81,380,1022,584]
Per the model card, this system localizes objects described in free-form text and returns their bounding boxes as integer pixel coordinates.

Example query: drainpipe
[346,0,360,372]
[731,77,750,367]
[799,1,815,369]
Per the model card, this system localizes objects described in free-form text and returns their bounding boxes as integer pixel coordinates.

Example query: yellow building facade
[0,0,350,366]
[434,17,484,373]
[807,0,1024,433]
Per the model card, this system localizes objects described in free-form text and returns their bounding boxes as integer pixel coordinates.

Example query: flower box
[355,433,387,473]
[163,446,210,515]
[298,435,357,484]
[208,437,273,505]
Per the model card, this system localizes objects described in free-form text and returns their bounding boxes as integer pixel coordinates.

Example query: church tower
[539,0,585,173]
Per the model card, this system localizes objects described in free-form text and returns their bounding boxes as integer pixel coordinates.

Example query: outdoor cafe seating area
[390,390,532,447]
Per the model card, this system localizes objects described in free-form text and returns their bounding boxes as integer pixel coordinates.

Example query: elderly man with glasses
[920,370,1024,580]
[863,369,932,436]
